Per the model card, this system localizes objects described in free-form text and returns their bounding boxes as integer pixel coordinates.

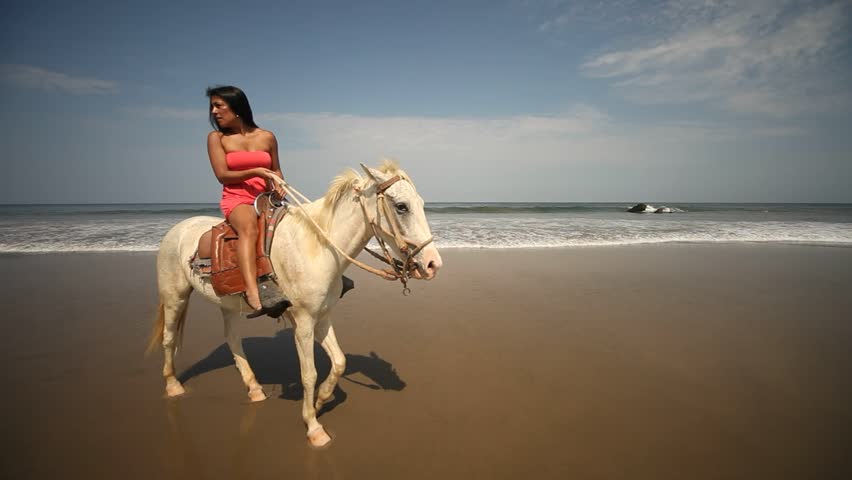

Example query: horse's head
[360,161,443,280]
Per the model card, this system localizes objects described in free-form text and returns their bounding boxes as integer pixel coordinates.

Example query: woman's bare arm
[267,133,286,196]
[269,133,283,179]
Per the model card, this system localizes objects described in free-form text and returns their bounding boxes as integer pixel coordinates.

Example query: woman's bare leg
[228,204,261,311]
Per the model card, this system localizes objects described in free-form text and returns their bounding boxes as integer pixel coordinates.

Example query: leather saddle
[191,195,288,296]
[210,223,273,296]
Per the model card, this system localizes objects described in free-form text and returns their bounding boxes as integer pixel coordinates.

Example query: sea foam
[1,203,851,253]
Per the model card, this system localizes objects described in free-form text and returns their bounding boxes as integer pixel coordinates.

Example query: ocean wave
[432,237,852,249]
[3,202,850,218]
[425,204,626,214]
[2,206,852,253]
[0,204,220,217]
[4,222,851,252]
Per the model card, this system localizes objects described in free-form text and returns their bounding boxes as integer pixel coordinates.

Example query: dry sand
[2,245,852,479]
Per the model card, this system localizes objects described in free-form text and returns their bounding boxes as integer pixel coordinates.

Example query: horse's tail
[145,301,166,356]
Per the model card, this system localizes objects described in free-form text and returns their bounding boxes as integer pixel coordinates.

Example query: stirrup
[341,275,355,298]
[246,274,291,319]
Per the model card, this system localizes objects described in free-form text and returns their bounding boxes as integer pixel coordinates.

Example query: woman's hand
[254,167,279,181]
[271,180,287,199]
[256,168,286,198]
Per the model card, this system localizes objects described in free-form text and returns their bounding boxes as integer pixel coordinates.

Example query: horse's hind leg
[162,291,191,397]
[222,308,267,402]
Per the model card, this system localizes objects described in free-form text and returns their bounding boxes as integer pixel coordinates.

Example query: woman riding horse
[206,85,290,318]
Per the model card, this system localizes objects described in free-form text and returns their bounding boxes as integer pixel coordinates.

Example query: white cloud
[125,100,809,199]
[259,105,609,151]
[135,100,803,155]
[258,106,806,152]
[250,109,633,200]
[579,0,852,117]
[0,64,118,94]
[245,109,814,201]
[31,102,817,202]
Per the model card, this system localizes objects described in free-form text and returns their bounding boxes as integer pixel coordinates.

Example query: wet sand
[2,245,852,479]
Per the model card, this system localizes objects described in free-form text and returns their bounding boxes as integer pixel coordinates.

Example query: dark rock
[628,203,649,213]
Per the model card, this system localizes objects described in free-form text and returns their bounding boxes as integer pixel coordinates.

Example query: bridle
[355,174,434,294]
[268,174,433,295]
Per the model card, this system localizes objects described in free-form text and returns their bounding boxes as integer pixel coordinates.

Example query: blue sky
[1,0,850,203]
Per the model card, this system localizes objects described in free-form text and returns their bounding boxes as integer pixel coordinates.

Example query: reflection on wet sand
[162,332,406,479]
[164,386,348,480]
[165,399,266,480]
[304,445,342,480]
[165,400,209,480]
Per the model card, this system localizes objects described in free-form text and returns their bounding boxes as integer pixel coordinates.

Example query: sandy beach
[2,244,852,479]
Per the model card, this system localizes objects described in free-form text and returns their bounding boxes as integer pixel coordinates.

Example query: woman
[206,85,288,317]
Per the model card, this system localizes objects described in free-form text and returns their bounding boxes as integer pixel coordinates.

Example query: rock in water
[628,203,676,213]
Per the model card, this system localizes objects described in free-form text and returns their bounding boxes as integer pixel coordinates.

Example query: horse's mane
[287,169,360,247]
[376,158,416,193]
[287,159,414,249]
[325,168,362,210]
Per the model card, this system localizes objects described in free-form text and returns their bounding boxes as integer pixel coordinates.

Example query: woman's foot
[246,276,292,318]
[246,298,291,318]
[246,291,262,311]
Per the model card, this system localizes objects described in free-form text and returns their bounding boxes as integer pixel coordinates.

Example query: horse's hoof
[307,426,332,448]
[248,387,267,403]
[166,382,186,398]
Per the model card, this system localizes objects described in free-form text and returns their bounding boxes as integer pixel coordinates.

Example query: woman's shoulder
[208,130,224,141]
[255,129,277,149]
[256,128,276,140]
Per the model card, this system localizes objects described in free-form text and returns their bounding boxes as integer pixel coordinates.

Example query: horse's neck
[302,189,372,271]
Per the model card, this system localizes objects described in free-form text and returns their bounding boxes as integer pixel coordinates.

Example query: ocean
[1,203,851,253]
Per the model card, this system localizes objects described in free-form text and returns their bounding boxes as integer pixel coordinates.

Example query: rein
[268,175,432,295]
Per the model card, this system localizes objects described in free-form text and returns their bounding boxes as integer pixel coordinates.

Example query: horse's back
[157,216,222,294]
[160,216,222,255]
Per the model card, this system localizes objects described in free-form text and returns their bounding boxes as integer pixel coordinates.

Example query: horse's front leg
[291,309,332,447]
[315,321,346,413]
[222,308,266,402]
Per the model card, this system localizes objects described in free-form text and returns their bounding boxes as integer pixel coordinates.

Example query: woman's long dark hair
[205,85,258,132]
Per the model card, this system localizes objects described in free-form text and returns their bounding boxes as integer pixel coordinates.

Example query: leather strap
[376,175,401,194]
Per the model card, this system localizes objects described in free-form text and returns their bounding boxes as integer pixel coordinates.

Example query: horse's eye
[395,202,409,214]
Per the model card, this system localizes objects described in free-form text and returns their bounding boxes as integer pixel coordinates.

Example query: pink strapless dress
[220,151,272,219]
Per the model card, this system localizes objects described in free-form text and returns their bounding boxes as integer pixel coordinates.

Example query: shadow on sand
[177,329,406,415]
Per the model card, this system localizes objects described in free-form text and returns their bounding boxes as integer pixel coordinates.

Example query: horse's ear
[360,163,390,183]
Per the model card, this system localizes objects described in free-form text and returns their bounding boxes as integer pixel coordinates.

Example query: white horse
[148,161,442,447]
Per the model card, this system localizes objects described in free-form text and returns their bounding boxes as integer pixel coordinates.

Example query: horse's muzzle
[414,245,442,280]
